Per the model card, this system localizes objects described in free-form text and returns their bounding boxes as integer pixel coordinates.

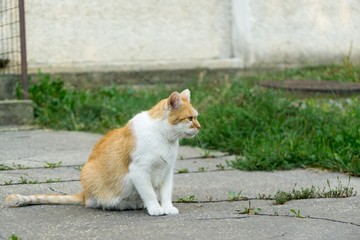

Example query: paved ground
[0,129,360,240]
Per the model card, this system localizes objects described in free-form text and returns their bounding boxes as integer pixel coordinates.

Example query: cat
[6,89,200,216]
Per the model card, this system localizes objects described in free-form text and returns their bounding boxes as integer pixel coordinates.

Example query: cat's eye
[188,116,194,121]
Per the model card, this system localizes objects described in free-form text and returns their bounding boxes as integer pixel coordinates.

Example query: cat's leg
[129,170,164,216]
[160,170,179,215]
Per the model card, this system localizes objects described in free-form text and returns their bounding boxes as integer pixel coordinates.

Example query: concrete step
[0,100,34,125]
[0,74,19,100]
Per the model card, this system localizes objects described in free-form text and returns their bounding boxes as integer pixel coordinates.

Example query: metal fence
[0,0,28,99]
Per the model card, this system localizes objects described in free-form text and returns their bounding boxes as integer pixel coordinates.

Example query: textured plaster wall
[24,0,360,72]
[25,0,233,72]
[233,0,360,67]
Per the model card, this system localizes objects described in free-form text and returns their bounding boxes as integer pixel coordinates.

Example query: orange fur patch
[148,94,199,128]
[148,99,167,119]
[168,101,198,125]
[81,123,135,202]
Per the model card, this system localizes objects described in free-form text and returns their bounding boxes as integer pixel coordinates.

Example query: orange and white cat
[6,89,200,216]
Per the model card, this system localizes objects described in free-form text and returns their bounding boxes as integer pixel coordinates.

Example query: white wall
[234,0,360,67]
[24,0,360,73]
[25,0,234,73]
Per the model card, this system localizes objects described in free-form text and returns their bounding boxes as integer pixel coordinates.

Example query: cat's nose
[195,123,201,130]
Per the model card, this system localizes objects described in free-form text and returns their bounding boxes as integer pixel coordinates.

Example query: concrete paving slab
[0,129,100,167]
[174,155,235,173]
[266,197,360,225]
[173,170,360,201]
[0,167,80,185]
[177,146,228,159]
[1,129,360,240]
[1,200,359,240]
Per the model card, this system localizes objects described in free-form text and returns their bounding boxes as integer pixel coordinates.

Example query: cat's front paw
[163,205,179,215]
[147,205,165,216]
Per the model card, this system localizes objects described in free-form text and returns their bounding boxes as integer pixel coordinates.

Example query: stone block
[0,100,34,125]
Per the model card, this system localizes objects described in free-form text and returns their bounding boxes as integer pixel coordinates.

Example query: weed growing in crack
[45,178,62,183]
[0,164,29,171]
[19,176,39,184]
[227,191,246,201]
[44,161,63,169]
[178,168,189,174]
[198,167,207,172]
[257,193,273,200]
[290,209,304,218]
[272,177,357,205]
[216,163,225,170]
[75,165,84,171]
[0,164,14,171]
[4,180,13,185]
[9,234,21,240]
[236,201,262,215]
[176,195,197,203]
[205,195,213,202]
[201,149,212,158]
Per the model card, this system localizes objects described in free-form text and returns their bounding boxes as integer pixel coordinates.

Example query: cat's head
[149,89,201,140]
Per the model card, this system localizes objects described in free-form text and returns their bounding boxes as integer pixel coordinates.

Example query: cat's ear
[180,89,191,103]
[167,92,182,109]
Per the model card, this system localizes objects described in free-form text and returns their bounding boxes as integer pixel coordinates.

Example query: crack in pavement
[191,214,360,227]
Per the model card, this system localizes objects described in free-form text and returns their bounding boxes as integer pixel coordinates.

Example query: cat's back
[87,110,154,164]
[87,123,135,164]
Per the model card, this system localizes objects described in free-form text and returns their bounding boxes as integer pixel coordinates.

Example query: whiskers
[195,133,206,149]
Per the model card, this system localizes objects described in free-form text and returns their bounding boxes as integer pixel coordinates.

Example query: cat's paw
[163,205,179,215]
[147,205,165,216]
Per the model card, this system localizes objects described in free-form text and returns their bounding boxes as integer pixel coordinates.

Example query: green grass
[24,61,360,176]
[227,191,245,201]
[178,168,189,174]
[9,234,21,240]
[203,83,360,175]
[0,164,14,171]
[176,195,197,203]
[272,177,357,205]
[44,161,63,169]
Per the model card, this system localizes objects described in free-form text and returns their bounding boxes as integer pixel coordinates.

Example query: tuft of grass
[45,178,62,183]
[176,195,197,203]
[198,167,207,172]
[272,177,356,205]
[19,176,39,184]
[236,201,262,215]
[44,161,62,169]
[227,191,246,201]
[178,168,189,174]
[290,209,304,218]
[75,165,84,171]
[216,163,226,171]
[0,164,29,171]
[0,164,14,171]
[4,180,13,185]
[9,234,21,240]
[25,61,360,176]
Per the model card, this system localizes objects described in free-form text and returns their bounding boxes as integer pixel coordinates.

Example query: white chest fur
[129,111,178,188]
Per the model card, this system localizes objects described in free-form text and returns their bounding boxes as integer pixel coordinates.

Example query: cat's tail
[5,192,85,207]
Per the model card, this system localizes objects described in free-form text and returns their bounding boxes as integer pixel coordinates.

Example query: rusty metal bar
[18,0,28,99]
